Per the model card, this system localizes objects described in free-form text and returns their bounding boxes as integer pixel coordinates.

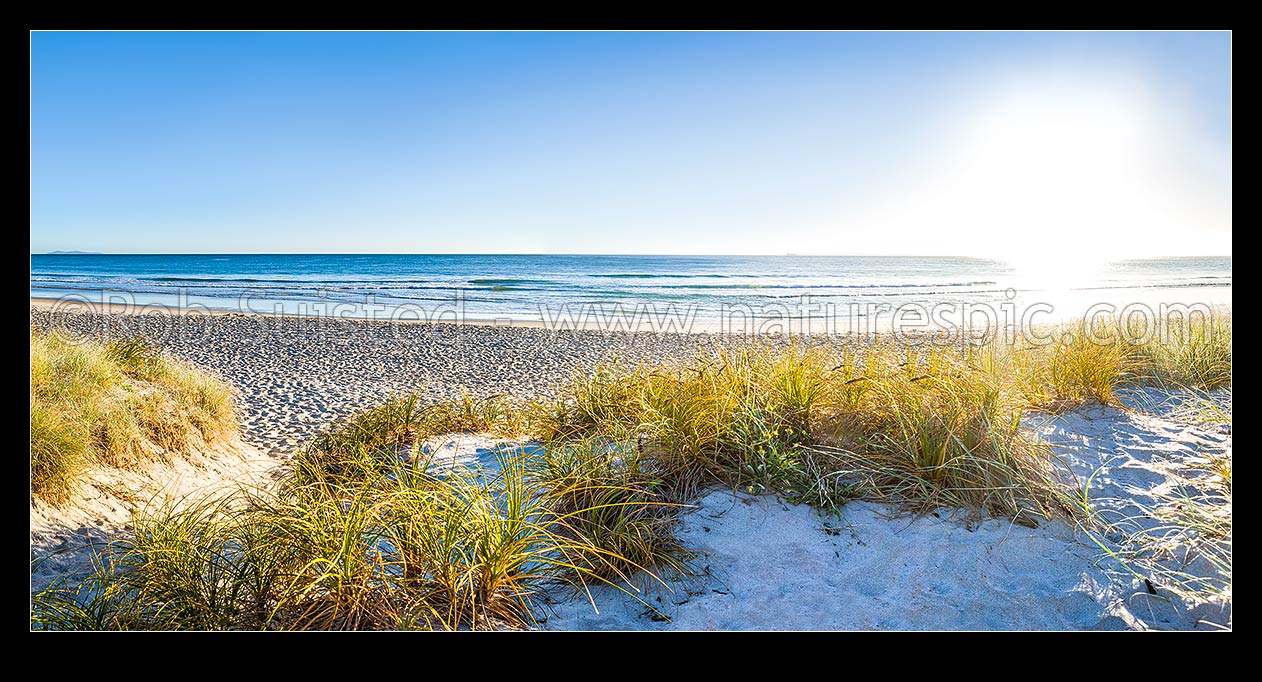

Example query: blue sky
[30,31,1231,256]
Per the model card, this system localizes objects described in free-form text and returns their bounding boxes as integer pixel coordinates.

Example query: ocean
[30,254,1232,331]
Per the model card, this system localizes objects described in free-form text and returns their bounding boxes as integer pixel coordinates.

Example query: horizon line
[31,251,1235,259]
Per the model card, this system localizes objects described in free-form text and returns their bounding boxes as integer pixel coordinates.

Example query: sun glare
[845,72,1230,264]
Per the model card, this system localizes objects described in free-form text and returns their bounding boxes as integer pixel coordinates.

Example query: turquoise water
[30,254,1232,327]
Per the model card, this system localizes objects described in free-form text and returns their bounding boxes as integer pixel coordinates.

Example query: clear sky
[30,31,1231,258]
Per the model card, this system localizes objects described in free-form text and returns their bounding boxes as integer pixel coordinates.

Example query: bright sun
[955,81,1150,265]
[841,72,1231,265]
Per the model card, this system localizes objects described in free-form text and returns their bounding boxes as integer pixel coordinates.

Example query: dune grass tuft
[1010,309,1231,409]
[30,329,236,503]
[32,309,1230,629]
[522,342,1074,521]
[32,444,692,630]
[1127,309,1232,391]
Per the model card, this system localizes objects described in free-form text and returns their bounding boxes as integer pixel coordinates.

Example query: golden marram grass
[30,309,1231,629]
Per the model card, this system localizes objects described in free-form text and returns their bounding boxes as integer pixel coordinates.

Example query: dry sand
[31,302,775,456]
[543,494,1134,630]
[29,296,750,332]
[30,437,283,593]
[29,304,1231,630]
[342,404,1231,630]
[539,390,1231,631]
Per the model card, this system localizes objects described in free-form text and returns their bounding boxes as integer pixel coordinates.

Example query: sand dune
[29,305,1231,630]
[541,397,1230,630]
[30,438,283,594]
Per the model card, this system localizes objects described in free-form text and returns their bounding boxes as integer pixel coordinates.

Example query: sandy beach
[30,303,1231,630]
[32,299,737,449]
[28,296,754,333]
[30,300,831,455]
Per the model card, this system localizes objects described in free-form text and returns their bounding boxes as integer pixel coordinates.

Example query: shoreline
[29,294,1235,338]
[30,295,566,330]
[29,296,787,334]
